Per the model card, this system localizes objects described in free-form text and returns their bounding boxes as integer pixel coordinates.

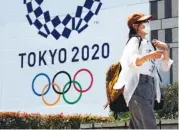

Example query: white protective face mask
[142,22,151,34]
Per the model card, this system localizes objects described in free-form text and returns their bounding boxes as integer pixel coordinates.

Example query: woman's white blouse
[113,37,173,106]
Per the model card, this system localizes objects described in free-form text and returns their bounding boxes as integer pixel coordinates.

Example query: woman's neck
[136,33,145,39]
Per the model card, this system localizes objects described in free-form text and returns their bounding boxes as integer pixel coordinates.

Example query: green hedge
[0,112,113,129]
[156,82,178,119]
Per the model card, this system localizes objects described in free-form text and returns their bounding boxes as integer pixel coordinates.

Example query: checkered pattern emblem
[23,0,102,40]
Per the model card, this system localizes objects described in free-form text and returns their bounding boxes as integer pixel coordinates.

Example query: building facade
[149,0,178,84]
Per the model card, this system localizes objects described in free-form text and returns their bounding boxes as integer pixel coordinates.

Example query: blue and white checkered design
[24,0,102,40]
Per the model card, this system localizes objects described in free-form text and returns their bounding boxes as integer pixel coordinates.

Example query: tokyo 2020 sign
[0,0,150,116]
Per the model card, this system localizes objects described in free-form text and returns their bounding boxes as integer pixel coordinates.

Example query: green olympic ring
[62,80,82,105]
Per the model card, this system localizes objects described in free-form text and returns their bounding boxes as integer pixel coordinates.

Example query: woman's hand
[147,50,165,59]
[152,39,170,61]
[136,50,164,66]
[152,39,168,50]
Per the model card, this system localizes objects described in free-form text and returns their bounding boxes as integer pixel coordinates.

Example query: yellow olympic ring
[41,82,61,106]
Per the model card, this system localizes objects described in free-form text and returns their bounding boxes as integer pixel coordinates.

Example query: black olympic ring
[52,71,72,95]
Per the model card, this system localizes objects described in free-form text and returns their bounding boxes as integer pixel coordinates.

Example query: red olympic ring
[73,68,94,93]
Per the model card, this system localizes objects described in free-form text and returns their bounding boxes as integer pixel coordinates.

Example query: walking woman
[113,12,173,129]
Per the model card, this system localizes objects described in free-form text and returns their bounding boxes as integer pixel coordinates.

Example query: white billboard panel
[0,0,150,116]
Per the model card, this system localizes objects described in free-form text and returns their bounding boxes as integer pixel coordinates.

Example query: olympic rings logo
[32,68,93,106]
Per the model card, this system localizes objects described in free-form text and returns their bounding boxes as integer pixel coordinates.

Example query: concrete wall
[150,0,178,84]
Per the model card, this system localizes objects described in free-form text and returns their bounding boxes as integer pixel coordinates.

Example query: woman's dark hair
[126,20,148,45]
[126,27,138,45]
[126,26,142,46]
[128,27,137,39]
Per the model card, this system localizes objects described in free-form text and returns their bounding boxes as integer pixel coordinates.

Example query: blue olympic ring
[32,73,51,96]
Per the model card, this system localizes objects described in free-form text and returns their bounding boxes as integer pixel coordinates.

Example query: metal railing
[80,119,178,129]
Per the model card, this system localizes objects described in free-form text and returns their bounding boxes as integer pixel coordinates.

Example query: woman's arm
[152,40,174,71]
[125,37,164,68]
[124,37,142,68]
[136,50,164,66]
[157,49,173,72]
